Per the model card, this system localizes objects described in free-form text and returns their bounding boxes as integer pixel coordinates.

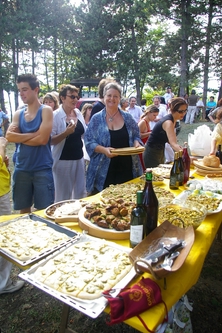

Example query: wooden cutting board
[195,168,222,177]
[78,207,130,240]
[110,146,145,155]
[193,159,222,172]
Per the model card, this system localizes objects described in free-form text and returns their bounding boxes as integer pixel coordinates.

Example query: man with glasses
[6,74,54,213]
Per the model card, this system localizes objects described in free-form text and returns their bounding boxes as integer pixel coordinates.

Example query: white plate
[173,190,222,215]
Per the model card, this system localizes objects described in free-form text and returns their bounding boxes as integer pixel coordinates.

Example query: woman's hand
[94,145,117,158]
[104,147,118,158]
[66,122,76,136]
[133,140,143,148]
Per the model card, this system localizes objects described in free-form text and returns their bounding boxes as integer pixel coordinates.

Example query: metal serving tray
[0,213,79,269]
[19,234,137,318]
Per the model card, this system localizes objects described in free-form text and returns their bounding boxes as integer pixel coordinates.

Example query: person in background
[43,92,59,111]
[0,109,9,137]
[51,84,86,201]
[90,78,115,119]
[0,137,25,294]
[205,96,217,121]
[143,97,188,168]
[126,96,143,123]
[149,96,168,130]
[208,98,222,124]
[209,107,222,155]
[81,103,93,127]
[138,105,159,170]
[182,93,189,121]
[6,74,54,214]
[140,98,147,112]
[163,86,174,106]
[185,89,199,124]
[120,97,129,111]
[85,82,143,195]
[196,96,204,120]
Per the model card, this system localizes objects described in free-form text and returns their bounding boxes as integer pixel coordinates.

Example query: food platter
[78,207,130,240]
[100,181,174,205]
[174,190,222,215]
[100,181,144,204]
[0,214,78,268]
[151,164,172,178]
[19,234,136,318]
[44,199,88,223]
[140,173,165,186]
[193,159,222,172]
[185,178,222,194]
[110,146,145,155]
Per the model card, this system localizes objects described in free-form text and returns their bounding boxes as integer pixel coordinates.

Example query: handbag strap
[137,300,168,333]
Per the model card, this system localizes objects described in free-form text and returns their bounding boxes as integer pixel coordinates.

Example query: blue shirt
[16,106,53,171]
[84,108,143,193]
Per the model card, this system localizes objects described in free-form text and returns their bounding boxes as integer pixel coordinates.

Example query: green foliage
[0,0,221,110]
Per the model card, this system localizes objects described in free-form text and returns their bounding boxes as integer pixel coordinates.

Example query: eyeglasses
[66,95,79,100]
[177,109,187,114]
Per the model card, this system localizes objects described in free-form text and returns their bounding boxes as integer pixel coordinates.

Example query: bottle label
[130,225,143,244]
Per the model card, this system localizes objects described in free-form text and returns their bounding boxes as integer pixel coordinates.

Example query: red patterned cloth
[103,277,168,332]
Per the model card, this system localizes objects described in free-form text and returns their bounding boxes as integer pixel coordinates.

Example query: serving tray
[110,146,145,155]
[19,234,136,318]
[0,214,78,269]
[193,159,222,172]
[44,199,88,222]
[129,220,195,279]
[78,207,130,240]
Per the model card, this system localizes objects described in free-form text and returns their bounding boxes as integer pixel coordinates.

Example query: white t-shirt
[127,105,143,123]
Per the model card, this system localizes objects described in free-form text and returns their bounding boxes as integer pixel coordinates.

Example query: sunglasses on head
[66,95,79,100]
[177,109,187,114]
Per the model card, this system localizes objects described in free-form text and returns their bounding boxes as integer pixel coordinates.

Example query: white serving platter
[173,190,222,215]
[19,234,136,318]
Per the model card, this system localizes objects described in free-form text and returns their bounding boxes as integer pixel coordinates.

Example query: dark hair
[17,74,39,90]
[141,98,147,106]
[169,97,188,113]
[129,96,137,102]
[191,89,196,94]
[58,84,79,104]
[160,97,166,104]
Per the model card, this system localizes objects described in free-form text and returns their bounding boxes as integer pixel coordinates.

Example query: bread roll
[203,155,220,168]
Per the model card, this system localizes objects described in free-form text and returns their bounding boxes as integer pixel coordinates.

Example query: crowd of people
[0,74,221,295]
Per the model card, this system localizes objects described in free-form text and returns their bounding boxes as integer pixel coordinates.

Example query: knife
[143,239,184,264]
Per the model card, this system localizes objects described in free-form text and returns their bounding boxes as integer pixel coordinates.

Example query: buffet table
[0,174,222,333]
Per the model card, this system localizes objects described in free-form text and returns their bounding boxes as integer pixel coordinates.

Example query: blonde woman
[138,105,159,144]
[138,105,159,170]
[81,103,93,127]
[43,92,59,111]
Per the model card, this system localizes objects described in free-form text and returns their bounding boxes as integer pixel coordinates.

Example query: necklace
[106,110,119,122]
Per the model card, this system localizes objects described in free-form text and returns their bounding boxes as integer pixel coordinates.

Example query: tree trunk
[179,0,190,97]
[54,36,57,90]
[202,0,213,119]
[131,25,141,103]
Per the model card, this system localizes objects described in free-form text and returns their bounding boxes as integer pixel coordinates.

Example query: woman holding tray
[143,97,187,168]
[84,82,143,195]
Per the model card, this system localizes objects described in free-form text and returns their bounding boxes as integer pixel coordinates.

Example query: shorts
[12,169,54,210]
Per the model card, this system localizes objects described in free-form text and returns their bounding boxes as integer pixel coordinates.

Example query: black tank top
[104,124,133,188]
